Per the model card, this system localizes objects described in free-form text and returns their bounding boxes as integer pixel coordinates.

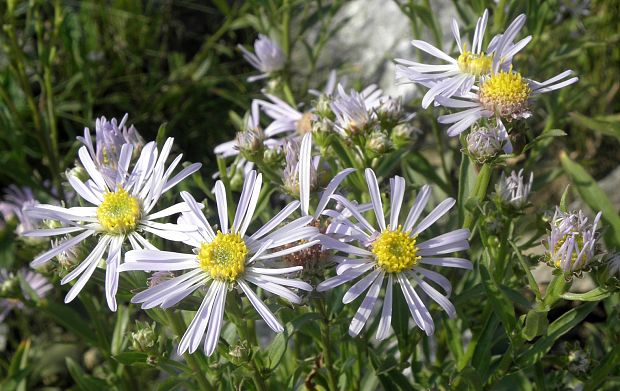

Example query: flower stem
[462,163,492,230]
[317,298,339,390]
[166,312,213,391]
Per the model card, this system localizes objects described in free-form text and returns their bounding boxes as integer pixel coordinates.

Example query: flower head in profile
[318,169,472,339]
[497,169,533,209]
[120,171,319,356]
[330,84,385,136]
[24,137,201,311]
[78,114,144,187]
[544,208,602,275]
[435,69,578,136]
[238,34,285,82]
[1,269,52,322]
[395,10,531,108]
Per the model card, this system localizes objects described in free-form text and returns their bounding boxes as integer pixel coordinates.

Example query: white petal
[251,201,299,240]
[204,282,227,356]
[78,146,108,192]
[403,185,431,232]
[179,191,216,240]
[68,176,103,205]
[412,198,455,236]
[239,279,283,332]
[389,176,405,229]
[61,236,112,284]
[343,269,382,304]
[420,257,472,269]
[348,271,384,337]
[31,230,95,267]
[105,237,123,311]
[232,171,257,232]
[317,262,375,292]
[239,173,262,236]
[64,237,112,304]
[376,274,394,340]
[214,181,229,234]
[365,169,386,231]
[413,274,456,318]
[299,133,312,216]
[314,168,356,219]
[410,40,457,64]
[397,273,434,335]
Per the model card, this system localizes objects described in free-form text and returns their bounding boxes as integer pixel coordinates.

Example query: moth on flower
[238,34,285,82]
[395,10,531,108]
[119,171,320,356]
[544,208,602,275]
[318,169,472,339]
[23,136,201,311]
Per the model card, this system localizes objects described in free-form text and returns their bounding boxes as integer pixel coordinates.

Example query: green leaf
[111,305,130,355]
[522,128,567,153]
[560,286,611,302]
[569,112,620,142]
[509,240,542,301]
[517,301,597,367]
[583,346,620,391]
[406,151,451,195]
[522,309,548,341]
[559,185,570,213]
[113,352,149,366]
[266,331,287,371]
[560,151,620,248]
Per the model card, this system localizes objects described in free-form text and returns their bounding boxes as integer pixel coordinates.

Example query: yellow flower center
[457,51,493,76]
[479,71,531,117]
[372,226,420,273]
[198,232,247,281]
[296,112,315,135]
[96,187,141,234]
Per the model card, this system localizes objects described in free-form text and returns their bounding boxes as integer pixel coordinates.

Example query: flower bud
[130,321,158,352]
[235,126,265,159]
[390,123,419,149]
[365,131,391,157]
[466,123,505,163]
[376,96,404,127]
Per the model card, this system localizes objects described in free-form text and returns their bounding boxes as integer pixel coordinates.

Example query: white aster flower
[318,169,472,339]
[498,169,533,208]
[119,171,319,356]
[330,84,385,136]
[435,69,579,136]
[23,137,201,311]
[78,114,144,187]
[1,268,52,322]
[238,34,285,82]
[544,208,602,274]
[395,10,531,108]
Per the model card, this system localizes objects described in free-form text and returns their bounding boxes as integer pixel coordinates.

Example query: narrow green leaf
[522,309,548,341]
[560,287,611,302]
[569,112,620,142]
[583,346,620,391]
[40,302,97,346]
[66,358,109,390]
[156,122,168,149]
[522,129,567,153]
[509,240,542,301]
[560,151,620,248]
[266,332,287,371]
[111,305,130,355]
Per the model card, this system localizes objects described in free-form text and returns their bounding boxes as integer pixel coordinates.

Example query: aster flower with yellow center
[544,208,602,275]
[395,10,531,108]
[434,69,578,136]
[119,171,319,356]
[317,169,472,339]
[23,136,201,311]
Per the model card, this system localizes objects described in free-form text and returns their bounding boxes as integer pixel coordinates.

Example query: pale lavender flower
[318,169,472,339]
[498,169,533,208]
[119,171,319,356]
[238,34,285,82]
[395,11,531,108]
[78,114,144,188]
[544,208,602,274]
[23,138,201,311]
[0,269,52,322]
[0,185,40,233]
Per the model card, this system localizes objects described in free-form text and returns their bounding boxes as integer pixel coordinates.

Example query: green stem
[166,312,213,391]
[250,360,268,391]
[317,298,338,391]
[462,163,492,230]
[543,275,569,308]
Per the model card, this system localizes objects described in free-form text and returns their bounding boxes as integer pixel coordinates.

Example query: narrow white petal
[299,133,312,216]
[365,169,386,231]
[105,237,123,311]
[410,40,457,64]
[413,274,456,318]
[348,272,384,337]
[412,198,455,236]
[64,238,112,304]
[389,176,406,229]
[376,274,394,340]
[61,236,112,284]
[420,257,473,269]
[214,181,229,234]
[31,230,95,267]
[239,173,262,236]
[397,273,434,335]
[204,283,227,356]
[232,171,256,232]
[180,191,216,240]
[239,280,284,332]
[403,185,431,232]
[251,201,299,240]
[314,168,356,219]
[317,263,375,292]
[68,176,103,205]
[343,269,382,304]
